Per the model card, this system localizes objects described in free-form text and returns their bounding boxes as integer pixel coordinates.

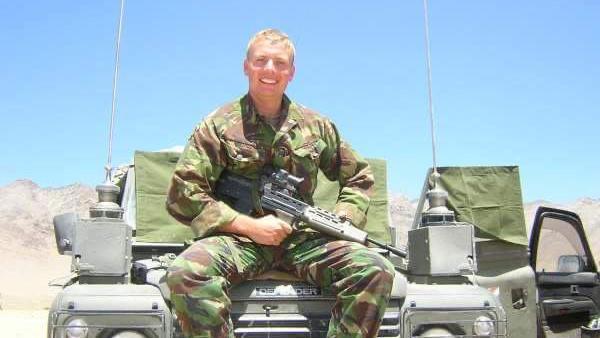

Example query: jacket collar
[242,93,303,126]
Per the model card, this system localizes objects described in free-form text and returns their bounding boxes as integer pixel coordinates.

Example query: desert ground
[0,251,70,337]
[0,310,49,338]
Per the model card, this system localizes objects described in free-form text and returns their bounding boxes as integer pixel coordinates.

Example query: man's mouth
[260,78,277,85]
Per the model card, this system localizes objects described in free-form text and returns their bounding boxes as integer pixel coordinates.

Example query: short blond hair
[246,28,296,64]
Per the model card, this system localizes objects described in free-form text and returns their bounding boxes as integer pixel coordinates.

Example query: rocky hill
[0,180,96,309]
[0,180,96,255]
[524,198,600,271]
[390,194,600,242]
[0,179,598,309]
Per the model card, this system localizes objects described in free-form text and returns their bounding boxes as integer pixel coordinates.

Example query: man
[166,28,395,338]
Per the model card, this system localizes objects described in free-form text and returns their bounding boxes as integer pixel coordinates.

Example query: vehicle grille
[232,311,400,338]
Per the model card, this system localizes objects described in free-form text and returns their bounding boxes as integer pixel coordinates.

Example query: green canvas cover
[134,151,193,242]
[134,151,391,243]
[312,158,391,243]
[436,166,528,246]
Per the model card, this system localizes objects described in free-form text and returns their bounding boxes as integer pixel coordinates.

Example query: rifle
[215,168,407,258]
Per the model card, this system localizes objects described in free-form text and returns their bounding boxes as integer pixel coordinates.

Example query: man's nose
[264,59,275,70]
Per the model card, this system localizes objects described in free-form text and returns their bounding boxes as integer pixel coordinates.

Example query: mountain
[0,180,96,309]
[389,193,600,257]
[0,179,598,309]
[523,198,600,268]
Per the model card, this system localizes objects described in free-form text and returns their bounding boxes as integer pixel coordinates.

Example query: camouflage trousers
[166,231,395,338]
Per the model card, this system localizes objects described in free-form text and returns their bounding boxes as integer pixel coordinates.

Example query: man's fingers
[280,221,293,234]
[250,215,292,245]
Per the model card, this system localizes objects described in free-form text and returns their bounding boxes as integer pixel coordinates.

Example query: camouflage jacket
[166,94,374,238]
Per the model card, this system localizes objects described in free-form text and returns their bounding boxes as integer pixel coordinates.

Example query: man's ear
[289,64,295,82]
[243,59,249,76]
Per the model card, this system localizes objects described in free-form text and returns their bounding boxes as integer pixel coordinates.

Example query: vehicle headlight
[420,327,455,337]
[473,315,494,336]
[111,331,147,338]
[66,318,88,338]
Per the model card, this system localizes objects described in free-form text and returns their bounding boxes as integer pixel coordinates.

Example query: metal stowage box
[72,217,132,281]
[408,223,477,276]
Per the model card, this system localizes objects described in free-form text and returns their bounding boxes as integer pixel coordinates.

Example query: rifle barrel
[366,237,407,258]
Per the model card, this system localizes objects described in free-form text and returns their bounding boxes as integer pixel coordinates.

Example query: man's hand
[220,214,293,246]
[245,215,293,245]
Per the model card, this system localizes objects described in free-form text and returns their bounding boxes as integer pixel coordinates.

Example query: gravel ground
[0,310,48,338]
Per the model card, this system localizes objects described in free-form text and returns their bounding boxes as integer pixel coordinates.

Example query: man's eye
[254,58,267,65]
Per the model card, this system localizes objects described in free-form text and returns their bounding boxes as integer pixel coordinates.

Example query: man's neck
[250,93,283,118]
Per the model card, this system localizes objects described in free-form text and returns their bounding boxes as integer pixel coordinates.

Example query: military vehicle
[46,0,600,336]
[46,150,600,338]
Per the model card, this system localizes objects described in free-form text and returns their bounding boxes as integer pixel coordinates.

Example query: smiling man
[166,29,395,338]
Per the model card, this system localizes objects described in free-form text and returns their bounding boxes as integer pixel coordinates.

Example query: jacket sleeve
[318,119,374,228]
[166,119,240,237]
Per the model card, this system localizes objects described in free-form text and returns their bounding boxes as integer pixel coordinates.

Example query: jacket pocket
[289,139,327,194]
[292,139,326,162]
[222,138,264,176]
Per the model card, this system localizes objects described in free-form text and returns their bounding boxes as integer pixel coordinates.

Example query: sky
[0,1,598,203]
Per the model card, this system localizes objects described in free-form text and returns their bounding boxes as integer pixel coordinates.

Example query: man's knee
[350,246,396,291]
[166,239,225,294]
[373,251,396,278]
[366,250,395,275]
[167,251,233,337]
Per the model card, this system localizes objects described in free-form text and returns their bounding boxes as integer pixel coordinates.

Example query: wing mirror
[557,255,585,273]
[53,212,79,255]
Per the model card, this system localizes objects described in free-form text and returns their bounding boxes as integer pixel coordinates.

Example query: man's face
[244,39,295,101]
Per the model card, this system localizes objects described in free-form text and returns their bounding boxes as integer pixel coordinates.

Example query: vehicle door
[530,206,600,333]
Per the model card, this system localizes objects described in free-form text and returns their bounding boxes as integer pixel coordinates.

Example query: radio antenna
[420,0,455,226]
[89,0,126,219]
[104,0,126,183]
[423,0,438,177]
